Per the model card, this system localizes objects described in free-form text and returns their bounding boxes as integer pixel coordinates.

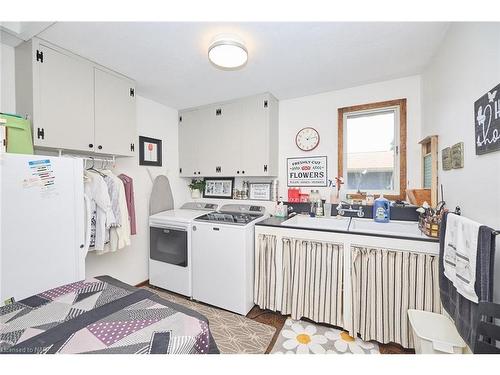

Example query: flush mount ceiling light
[208,34,248,70]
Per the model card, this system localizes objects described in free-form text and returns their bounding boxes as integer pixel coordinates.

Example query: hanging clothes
[118,174,137,235]
[84,170,117,252]
[103,174,122,227]
[83,193,92,254]
[102,170,131,253]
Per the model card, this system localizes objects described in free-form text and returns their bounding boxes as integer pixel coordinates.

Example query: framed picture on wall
[203,177,234,199]
[139,136,162,166]
[249,182,272,201]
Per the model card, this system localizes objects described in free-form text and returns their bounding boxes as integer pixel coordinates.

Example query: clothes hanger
[86,157,106,177]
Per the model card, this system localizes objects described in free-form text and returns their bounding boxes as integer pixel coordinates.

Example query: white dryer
[149,202,218,296]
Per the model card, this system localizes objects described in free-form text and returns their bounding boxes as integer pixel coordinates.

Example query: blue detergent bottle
[373,195,390,223]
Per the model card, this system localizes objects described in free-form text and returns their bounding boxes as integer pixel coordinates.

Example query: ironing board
[149,175,174,215]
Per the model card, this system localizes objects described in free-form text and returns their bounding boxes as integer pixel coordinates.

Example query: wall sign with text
[475,83,500,155]
[287,156,327,187]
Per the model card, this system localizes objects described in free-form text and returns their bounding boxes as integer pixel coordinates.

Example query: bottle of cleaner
[373,195,390,223]
[314,191,324,217]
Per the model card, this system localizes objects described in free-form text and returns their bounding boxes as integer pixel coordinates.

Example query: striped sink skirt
[349,246,441,348]
[254,235,344,327]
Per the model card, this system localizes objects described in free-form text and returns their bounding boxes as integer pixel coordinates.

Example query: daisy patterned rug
[271,318,379,354]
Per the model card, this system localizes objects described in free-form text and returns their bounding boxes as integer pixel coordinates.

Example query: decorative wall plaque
[451,142,464,169]
[474,83,500,155]
[442,147,452,171]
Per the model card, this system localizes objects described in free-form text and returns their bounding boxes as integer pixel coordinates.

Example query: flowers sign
[475,83,500,155]
[287,156,327,187]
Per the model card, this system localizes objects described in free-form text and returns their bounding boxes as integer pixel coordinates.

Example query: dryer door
[150,226,188,267]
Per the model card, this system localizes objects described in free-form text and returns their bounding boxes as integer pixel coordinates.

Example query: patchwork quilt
[0,276,219,354]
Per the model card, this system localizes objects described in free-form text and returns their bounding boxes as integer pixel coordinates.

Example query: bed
[0,276,219,354]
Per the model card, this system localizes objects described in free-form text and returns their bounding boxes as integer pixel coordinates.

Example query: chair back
[475,302,500,354]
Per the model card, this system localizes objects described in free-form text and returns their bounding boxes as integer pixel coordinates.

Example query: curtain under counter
[349,246,441,348]
[254,234,344,327]
[254,234,279,311]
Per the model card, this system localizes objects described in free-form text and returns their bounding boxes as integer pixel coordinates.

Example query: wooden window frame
[337,98,407,201]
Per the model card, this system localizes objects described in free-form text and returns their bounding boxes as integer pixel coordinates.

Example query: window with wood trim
[338,99,407,200]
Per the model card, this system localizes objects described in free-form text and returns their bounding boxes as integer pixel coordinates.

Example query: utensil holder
[419,215,440,238]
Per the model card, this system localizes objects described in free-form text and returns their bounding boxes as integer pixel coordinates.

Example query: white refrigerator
[0,153,85,303]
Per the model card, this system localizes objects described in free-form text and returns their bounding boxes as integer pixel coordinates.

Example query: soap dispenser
[275,197,288,218]
[373,195,390,223]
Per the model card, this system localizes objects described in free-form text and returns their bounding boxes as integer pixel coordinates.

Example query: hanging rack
[57,149,116,168]
[453,205,499,236]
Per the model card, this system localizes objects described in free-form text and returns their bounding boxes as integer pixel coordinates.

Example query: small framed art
[139,136,162,166]
[249,182,272,201]
[451,142,464,169]
[442,147,452,171]
[203,177,235,199]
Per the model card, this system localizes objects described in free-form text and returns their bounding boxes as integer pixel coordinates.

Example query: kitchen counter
[256,215,439,243]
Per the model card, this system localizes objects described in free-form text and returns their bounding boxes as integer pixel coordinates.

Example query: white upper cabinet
[36,44,94,152]
[15,38,137,157]
[178,93,279,178]
[238,94,278,177]
[94,68,136,156]
[178,109,201,176]
[217,101,244,176]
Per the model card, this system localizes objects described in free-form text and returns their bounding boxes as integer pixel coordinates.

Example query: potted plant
[189,179,205,199]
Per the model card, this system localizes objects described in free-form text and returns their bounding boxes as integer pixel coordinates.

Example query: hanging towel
[444,213,481,302]
[439,212,496,351]
[149,175,174,215]
[118,174,137,235]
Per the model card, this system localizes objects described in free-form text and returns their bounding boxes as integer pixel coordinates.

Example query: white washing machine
[191,204,268,315]
[149,202,218,297]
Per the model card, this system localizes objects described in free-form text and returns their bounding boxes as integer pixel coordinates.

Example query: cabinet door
[197,105,220,176]
[218,102,242,176]
[94,68,136,156]
[36,44,94,151]
[239,96,270,176]
[178,110,199,177]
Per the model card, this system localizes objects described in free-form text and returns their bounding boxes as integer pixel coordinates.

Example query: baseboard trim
[134,280,149,288]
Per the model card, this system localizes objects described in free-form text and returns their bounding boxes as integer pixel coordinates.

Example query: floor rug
[271,318,379,354]
[144,287,276,354]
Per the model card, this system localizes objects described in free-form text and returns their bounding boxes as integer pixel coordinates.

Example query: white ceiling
[36,22,449,109]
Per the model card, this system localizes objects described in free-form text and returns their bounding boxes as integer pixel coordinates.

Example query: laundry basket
[408,309,467,354]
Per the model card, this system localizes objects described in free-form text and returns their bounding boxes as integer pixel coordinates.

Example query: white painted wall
[85,95,189,285]
[0,43,16,113]
[422,23,500,301]
[277,75,423,200]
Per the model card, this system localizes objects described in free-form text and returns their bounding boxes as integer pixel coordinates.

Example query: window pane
[346,111,396,192]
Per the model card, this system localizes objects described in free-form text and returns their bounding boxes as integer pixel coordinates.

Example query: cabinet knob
[237,171,240,174]
[88,143,94,148]
[242,171,245,174]
[98,145,103,150]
